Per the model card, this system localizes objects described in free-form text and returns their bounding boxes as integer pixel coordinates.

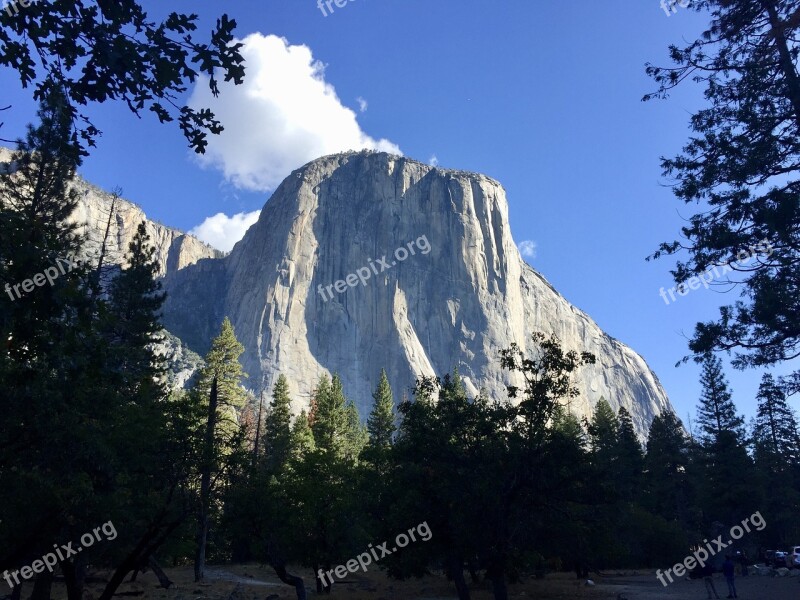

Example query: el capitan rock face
[162,151,672,436]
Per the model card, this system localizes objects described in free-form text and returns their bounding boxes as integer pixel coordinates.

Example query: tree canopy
[0,0,245,152]
[645,0,800,390]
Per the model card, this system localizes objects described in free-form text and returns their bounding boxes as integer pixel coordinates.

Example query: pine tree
[194,317,248,412]
[191,318,249,581]
[646,0,800,388]
[0,89,86,360]
[286,374,366,593]
[587,397,619,502]
[615,407,644,498]
[366,369,396,450]
[551,405,586,449]
[263,374,293,471]
[104,221,167,398]
[693,355,758,525]
[290,410,316,459]
[753,373,799,465]
[310,374,350,458]
[0,95,190,600]
[751,374,800,545]
[644,411,690,523]
[588,397,618,456]
[344,400,368,462]
[696,353,744,444]
[0,96,108,592]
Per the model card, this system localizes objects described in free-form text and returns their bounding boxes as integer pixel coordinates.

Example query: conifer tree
[588,397,618,460]
[691,353,756,524]
[367,369,396,451]
[644,411,690,523]
[263,374,294,471]
[696,353,744,444]
[104,221,166,398]
[191,318,249,581]
[646,0,800,387]
[584,397,623,561]
[285,374,366,594]
[0,89,86,360]
[345,400,368,462]
[0,95,98,588]
[615,407,644,498]
[1,95,191,600]
[194,317,248,415]
[290,410,316,459]
[751,373,800,544]
[310,374,349,458]
[753,374,799,465]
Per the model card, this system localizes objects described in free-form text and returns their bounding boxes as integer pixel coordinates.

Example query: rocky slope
[162,151,672,435]
[0,147,223,277]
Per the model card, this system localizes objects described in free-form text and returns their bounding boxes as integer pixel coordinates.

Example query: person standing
[701,562,720,599]
[722,556,738,599]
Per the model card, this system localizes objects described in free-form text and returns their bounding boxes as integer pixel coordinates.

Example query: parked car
[773,551,788,568]
[786,546,800,569]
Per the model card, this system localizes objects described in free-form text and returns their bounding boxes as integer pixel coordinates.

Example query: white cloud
[190,210,261,252]
[356,96,368,113]
[188,33,400,191]
[429,154,439,167]
[518,240,537,259]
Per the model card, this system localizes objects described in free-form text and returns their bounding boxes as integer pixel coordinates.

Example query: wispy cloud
[518,240,537,260]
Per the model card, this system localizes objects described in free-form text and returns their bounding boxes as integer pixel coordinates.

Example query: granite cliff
[161,151,672,435]
[0,147,223,277]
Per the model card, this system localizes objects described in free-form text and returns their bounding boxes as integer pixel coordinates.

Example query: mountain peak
[162,152,672,436]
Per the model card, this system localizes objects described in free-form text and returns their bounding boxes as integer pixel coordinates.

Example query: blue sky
[2,0,794,427]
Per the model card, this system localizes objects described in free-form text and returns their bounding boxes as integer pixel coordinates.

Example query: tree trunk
[147,558,173,589]
[762,0,800,130]
[252,389,264,466]
[312,563,332,595]
[446,555,470,600]
[28,572,52,600]
[271,563,306,600]
[90,192,118,301]
[60,560,84,600]
[195,375,219,582]
[101,556,139,600]
[10,583,21,600]
[194,513,209,583]
[490,576,508,600]
[467,558,481,584]
[98,514,184,600]
[313,563,323,594]
[486,562,508,600]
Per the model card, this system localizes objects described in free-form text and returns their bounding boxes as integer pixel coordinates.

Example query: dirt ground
[27,564,800,600]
